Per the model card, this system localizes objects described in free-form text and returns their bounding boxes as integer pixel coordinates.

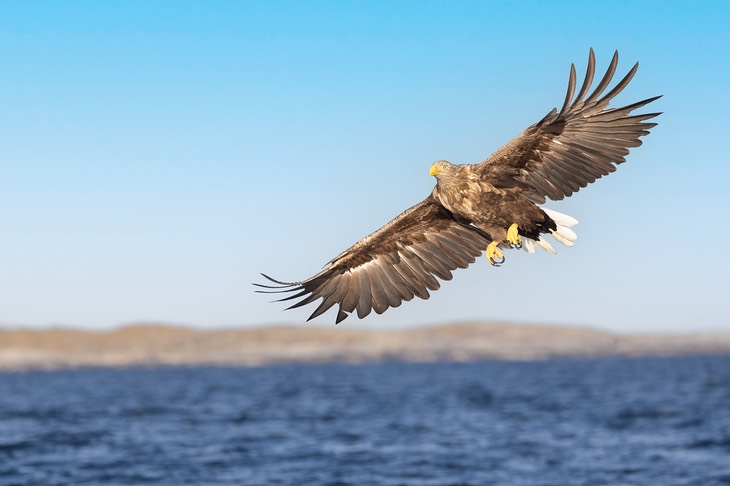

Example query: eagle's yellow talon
[507,223,521,248]
[486,241,505,267]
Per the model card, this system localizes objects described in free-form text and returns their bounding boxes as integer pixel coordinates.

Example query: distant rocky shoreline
[1,322,729,371]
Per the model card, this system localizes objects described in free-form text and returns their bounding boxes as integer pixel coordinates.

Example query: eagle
[255,49,660,324]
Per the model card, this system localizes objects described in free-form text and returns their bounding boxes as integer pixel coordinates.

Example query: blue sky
[1,1,728,332]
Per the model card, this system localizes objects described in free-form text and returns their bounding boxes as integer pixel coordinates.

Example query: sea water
[1,356,729,485]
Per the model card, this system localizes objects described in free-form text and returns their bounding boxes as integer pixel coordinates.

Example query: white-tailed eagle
[255,49,660,323]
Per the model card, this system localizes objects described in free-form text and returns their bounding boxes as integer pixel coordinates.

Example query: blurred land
[1,322,729,370]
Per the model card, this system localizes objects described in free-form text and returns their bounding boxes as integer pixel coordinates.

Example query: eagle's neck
[433,167,483,218]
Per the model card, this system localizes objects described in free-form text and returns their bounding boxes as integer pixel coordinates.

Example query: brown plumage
[255,49,660,324]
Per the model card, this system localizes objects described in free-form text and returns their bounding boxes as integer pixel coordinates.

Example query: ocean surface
[1,356,730,486]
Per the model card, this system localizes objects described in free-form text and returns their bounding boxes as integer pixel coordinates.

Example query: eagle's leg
[486,241,505,267]
[507,223,521,249]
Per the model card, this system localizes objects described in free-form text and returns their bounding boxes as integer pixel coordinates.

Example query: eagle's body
[431,161,556,244]
[256,50,660,323]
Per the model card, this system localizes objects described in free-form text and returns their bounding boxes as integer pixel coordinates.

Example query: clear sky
[1,1,728,332]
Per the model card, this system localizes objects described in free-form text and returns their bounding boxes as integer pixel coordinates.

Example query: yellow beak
[429,163,441,177]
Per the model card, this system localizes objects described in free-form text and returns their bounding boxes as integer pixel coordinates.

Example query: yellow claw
[507,223,521,248]
[486,241,505,267]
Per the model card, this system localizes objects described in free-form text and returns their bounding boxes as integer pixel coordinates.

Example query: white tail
[522,208,578,254]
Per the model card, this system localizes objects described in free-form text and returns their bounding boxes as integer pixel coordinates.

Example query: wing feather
[478,48,660,203]
[380,263,414,302]
[340,272,360,314]
[400,249,441,291]
[572,48,596,107]
[367,267,390,314]
[583,50,619,105]
[415,241,455,280]
[355,271,372,319]
[392,258,430,300]
[375,264,404,309]
[558,64,577,116]
[254,195,490,323]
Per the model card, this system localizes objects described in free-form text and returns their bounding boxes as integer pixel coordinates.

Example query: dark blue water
[1,357,730,485]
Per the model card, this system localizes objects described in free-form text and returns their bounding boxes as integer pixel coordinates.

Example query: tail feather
[534,238,557,254]
[522,238,536,254]
[543,208,578,227]
[551,225,577,247]
[555,225,577,241]
[522,207,578,255]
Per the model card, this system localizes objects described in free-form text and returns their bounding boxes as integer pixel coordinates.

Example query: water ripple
[0,356,729,485]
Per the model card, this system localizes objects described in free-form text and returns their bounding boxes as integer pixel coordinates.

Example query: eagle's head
[429,160,456,179]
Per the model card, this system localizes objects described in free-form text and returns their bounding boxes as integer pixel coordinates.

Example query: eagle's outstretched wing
[476,48,661,204]
[254,195,490,323]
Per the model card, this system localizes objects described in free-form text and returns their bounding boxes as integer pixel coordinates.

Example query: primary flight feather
[255,49,660,324]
